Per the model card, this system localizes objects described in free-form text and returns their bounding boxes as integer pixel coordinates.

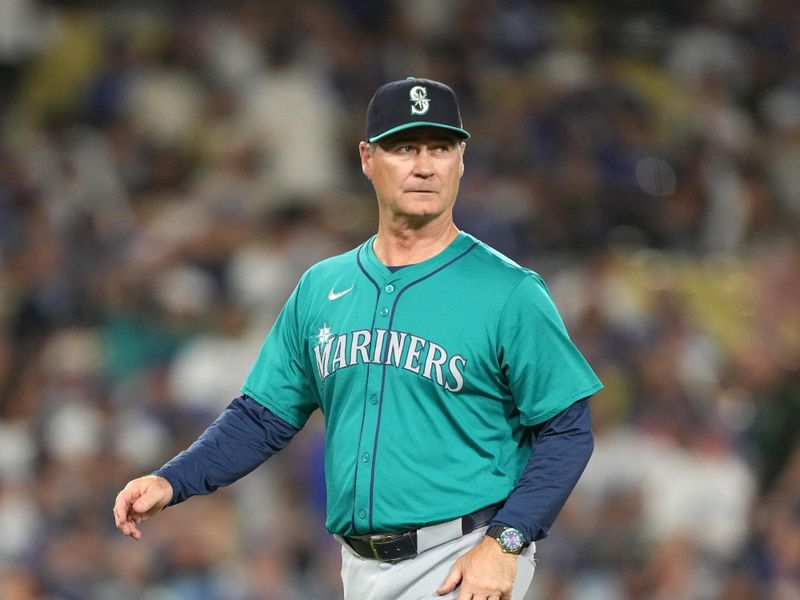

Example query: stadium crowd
[1,1,799,599]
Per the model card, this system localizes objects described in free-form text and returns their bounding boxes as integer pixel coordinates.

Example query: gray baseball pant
[339,526,536,600]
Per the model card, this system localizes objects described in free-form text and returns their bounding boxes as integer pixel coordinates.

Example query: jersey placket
[351,263,398,532]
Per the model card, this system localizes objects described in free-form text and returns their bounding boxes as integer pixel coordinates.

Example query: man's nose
[412,149,434,176]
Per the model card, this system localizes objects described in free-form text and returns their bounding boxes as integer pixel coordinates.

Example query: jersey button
[384,284,395,293]
[361,452,370,463]
[380,307,389,317]
[369,394,378,405]
[358,508,367,519]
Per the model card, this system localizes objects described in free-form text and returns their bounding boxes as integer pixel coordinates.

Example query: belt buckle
[367,534,394,560]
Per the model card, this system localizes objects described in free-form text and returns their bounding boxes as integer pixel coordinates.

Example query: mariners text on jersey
[313,327,467,392]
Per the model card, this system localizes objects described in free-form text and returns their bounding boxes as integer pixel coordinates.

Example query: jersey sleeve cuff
[240,385,307,430]
[520,381,603,426]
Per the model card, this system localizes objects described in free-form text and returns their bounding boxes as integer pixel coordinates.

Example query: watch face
[499,528,525,553]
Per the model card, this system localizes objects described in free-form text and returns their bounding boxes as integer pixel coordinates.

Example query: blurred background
[1,0,799,598]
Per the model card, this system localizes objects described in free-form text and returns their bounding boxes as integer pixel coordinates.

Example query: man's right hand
[113,474,173,540]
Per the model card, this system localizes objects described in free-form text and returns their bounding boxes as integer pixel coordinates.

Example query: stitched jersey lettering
[314,328,466,393]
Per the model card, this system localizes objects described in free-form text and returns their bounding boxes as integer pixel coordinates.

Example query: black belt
[343,502,503,562]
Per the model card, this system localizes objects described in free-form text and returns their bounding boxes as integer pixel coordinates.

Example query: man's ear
[359,141,372,178]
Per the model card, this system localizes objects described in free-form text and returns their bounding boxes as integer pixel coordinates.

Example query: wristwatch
[486,525,527,555]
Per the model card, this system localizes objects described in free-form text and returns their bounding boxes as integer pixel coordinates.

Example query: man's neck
[373,218,460,267]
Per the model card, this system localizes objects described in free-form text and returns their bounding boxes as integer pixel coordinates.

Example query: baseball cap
[366,77,470,142]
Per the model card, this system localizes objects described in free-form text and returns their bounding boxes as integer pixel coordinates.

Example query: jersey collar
[358,231,476,285]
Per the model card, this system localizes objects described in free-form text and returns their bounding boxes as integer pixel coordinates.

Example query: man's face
[359,127,465,226]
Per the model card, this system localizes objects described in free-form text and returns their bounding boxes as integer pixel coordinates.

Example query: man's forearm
[489,398,594,542]
[154,394,299,505]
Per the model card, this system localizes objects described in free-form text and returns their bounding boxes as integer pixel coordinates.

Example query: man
[114,77,603,600]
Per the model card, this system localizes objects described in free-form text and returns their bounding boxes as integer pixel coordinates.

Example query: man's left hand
[436,534,518,599]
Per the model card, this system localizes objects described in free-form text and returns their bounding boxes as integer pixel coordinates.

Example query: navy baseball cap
[366,77,470,142]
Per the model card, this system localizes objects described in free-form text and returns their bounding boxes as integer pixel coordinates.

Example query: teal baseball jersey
[242,231,602,536]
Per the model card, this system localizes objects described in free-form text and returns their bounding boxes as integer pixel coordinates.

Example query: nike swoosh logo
[328,285,354,301]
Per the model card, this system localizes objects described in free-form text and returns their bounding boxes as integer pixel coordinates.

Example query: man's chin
[394,211,445,229]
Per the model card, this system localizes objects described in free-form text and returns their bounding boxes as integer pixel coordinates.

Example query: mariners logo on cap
[409,86,430,115]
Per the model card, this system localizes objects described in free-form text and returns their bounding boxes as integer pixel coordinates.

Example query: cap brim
[368,121,470,143]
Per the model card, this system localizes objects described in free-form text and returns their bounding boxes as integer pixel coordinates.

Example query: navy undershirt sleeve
[154,394,300,506]
[489,398,594,543]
